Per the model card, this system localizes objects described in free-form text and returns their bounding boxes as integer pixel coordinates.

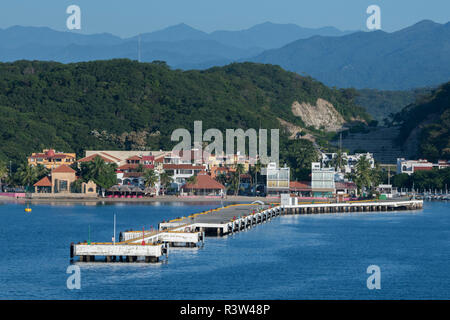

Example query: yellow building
[28,149,76,169]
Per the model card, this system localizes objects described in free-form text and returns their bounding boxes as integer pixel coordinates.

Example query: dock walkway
[70,198,423,263]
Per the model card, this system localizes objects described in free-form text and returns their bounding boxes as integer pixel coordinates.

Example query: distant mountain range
[249,20,450,90]
[0,20,449,90]
[0,22,352,69]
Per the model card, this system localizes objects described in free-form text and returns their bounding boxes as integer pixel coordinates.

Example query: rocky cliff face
[291,98,345,131]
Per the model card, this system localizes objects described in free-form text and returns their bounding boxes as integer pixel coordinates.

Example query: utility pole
[387,166,390,185]
[113,214,116,245]
[138,34,141,62]
[339,132,342,172]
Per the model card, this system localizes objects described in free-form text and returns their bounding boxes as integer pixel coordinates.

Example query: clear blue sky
[0,0,449,37]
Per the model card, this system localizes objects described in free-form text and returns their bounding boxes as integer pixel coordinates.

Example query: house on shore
[33,165,96,196]
[181,173,225,196]
[28,149,76,170]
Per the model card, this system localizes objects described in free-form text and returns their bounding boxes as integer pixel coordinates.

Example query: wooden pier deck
[70,198,423,263]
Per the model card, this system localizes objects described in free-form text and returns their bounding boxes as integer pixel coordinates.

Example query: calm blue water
[0,200,449,299]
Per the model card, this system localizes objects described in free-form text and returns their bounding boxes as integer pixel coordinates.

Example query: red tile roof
[117,163,139,170]
[182,174,225,190]
[290,181,311,190]
[34,176,52,187]
[52,165,76,173]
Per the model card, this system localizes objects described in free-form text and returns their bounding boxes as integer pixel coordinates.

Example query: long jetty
[70,198,423,263]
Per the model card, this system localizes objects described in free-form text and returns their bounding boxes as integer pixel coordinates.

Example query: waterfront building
[28,149,76,169]
[289,181,312,197]
[209,166,234,179]
[83,150,167,167]
[181,172,225,196]
[396,158,433,175]
[321,152,374,173]
[163,164,206,191]
[311,162,335,198]
[33,164,97,195]
[266,162,290,196]
[376,184,397,199]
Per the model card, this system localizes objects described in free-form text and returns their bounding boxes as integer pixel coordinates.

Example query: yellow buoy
[25,206,32,213]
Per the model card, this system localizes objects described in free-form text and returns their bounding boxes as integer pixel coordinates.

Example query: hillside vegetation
[355,87,432,123]
[395,81,450,161]
[0,59,371,165]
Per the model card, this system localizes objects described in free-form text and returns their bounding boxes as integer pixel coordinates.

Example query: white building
[311,162,335,197]
[321,152,375,173]
[162,164,206,191]
[396,158,433,175]
[266,162,290,196]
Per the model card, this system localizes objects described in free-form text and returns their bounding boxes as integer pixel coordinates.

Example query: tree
[186,175,197,185]
[80,156,117,195]
[281,139,319,181]
[35,164,49,181]
[15,163,38,191]
[159,171,172,195]
[0,161,8,192]
[215,173,227,185]
[249,161,261,196]
[234,163,245,196]
[136,163,145,173]
[354,155,373,195]
[230,172,240,196]
[331,150,347,173]
[392,173,411,189]
[143,169,158,188]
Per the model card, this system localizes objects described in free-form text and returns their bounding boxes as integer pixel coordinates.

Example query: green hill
[355,87,432,124]
[0,59,370,164]
[395,81,450,161]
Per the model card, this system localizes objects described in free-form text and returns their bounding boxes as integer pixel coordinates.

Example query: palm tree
[234,163,245,195]
[0,161,8,192]
[159,171,172,195]
[354,155,372,196]
[80,156,117,195]
[136,163,145,173]
[35,164,49,180]
[186,175,197,185]
[331,150,347,173]
[215,173,228,186]
[143,169,158,188]
[15,163,38,191]
[230,172,240,196]
[250,161,261,196]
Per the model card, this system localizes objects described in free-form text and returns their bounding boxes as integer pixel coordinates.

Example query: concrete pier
[71,199,422,263]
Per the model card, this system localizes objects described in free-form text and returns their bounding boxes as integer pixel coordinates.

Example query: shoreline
[0,195,275,204]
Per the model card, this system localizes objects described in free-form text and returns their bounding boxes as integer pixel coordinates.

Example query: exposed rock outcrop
[291,98,345,131]
[277,118,316,142]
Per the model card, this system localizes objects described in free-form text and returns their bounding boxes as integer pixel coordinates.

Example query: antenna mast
[138,34,141,62]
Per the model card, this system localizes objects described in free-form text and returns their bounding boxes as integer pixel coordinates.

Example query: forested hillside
[0,60,370,169]
[355,87,432,123]
[395,81,450,161]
